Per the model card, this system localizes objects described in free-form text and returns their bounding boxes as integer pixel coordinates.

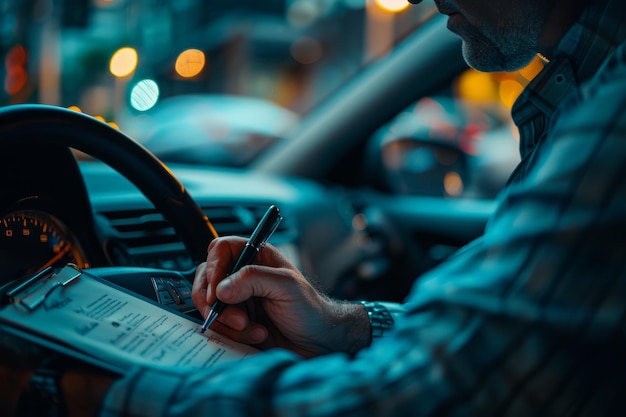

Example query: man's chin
[461,41,536,73]
[460,42,503,72]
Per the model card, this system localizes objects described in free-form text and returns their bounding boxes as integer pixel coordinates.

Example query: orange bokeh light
[110,47,138,78]
[175,49,206,78]
[4,45,28,95]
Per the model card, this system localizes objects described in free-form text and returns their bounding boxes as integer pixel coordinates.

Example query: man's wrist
[321,300,400,355]
[321,300,371,355]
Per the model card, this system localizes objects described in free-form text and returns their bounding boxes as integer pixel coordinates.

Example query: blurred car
[121,94,299,167]
[369,96,520,199]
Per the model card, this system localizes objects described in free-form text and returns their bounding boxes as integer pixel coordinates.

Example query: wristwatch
[360,301,395,340]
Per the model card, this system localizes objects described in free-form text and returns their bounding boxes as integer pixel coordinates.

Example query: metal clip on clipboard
[2,264,82,311]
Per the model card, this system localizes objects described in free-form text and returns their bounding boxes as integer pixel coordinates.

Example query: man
[23,0,626,415]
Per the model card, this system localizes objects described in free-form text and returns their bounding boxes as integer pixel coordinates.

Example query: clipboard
[0,264,258,374]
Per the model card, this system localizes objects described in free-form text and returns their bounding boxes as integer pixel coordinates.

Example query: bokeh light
[519,57,545,81]
[130,79,160,111]
[457,70,499,103]
[444,171,463,196]
[499,79,524,109]
[287,0,322,27]
[290,37,323,65]
[375,0,410,13]
[4,45,28,95]
[175,49,206,78]
[110,47,138,78]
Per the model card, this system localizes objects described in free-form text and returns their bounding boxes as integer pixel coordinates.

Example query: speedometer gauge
[0,210,89,284]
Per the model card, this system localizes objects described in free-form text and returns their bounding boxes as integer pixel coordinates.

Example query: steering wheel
[0,104,217,276]
[0,104,219,379]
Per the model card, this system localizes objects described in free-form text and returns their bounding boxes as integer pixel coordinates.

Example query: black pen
[200,205,283,333]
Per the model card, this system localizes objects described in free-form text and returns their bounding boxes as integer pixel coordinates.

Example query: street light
[109,46,138,120]
[175,49,206,78]
[109,47,138,78]
[375,0,410,13]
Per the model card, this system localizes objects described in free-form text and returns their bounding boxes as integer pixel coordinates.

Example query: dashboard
[0,139,374,303]
[80,160,360,288]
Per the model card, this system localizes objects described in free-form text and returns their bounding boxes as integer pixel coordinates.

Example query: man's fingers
[192,237,249,307]
[216,323,269,346]
[213,305,248,330]
[215,265,291,305]
[209,313,269,345]
[191,262,211,315]
[191,262,207,295]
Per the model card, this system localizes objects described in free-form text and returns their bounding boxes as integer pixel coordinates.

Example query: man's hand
[192,236,371,358]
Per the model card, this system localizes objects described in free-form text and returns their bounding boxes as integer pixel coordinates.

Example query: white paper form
[0,266,258,370]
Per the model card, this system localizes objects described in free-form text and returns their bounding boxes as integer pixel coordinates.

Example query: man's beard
[460,11,545,72]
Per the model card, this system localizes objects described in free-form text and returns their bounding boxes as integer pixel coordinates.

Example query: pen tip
[200,309,218,334]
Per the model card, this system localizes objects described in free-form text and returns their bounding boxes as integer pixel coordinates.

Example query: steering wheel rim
[0,104,217,265]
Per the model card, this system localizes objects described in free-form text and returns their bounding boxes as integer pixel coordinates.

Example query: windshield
[2,1,439,164]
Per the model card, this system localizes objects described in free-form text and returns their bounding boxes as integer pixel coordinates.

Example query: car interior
[0,5,529,365]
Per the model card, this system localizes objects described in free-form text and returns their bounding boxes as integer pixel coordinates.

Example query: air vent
[203,205,287,237]
[101,209,179,248]
[98,204,287,269]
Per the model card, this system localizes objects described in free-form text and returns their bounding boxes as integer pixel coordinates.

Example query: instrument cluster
[0,209,89,285]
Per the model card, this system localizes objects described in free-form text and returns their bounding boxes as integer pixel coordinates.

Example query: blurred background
[1,0,544,196]
[1,0,440,118]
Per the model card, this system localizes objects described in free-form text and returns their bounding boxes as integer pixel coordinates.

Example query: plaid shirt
[101,0,626,415]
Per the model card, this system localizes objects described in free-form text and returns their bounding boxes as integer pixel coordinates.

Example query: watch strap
[360,301,395,340]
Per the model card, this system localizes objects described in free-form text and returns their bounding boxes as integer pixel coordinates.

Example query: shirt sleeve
[100,44,626,417]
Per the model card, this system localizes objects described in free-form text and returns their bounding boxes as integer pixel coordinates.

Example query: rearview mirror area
[380,138,468,198]
[364,95,520,199]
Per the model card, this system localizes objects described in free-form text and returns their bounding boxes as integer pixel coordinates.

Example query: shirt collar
[511,0,626,157]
